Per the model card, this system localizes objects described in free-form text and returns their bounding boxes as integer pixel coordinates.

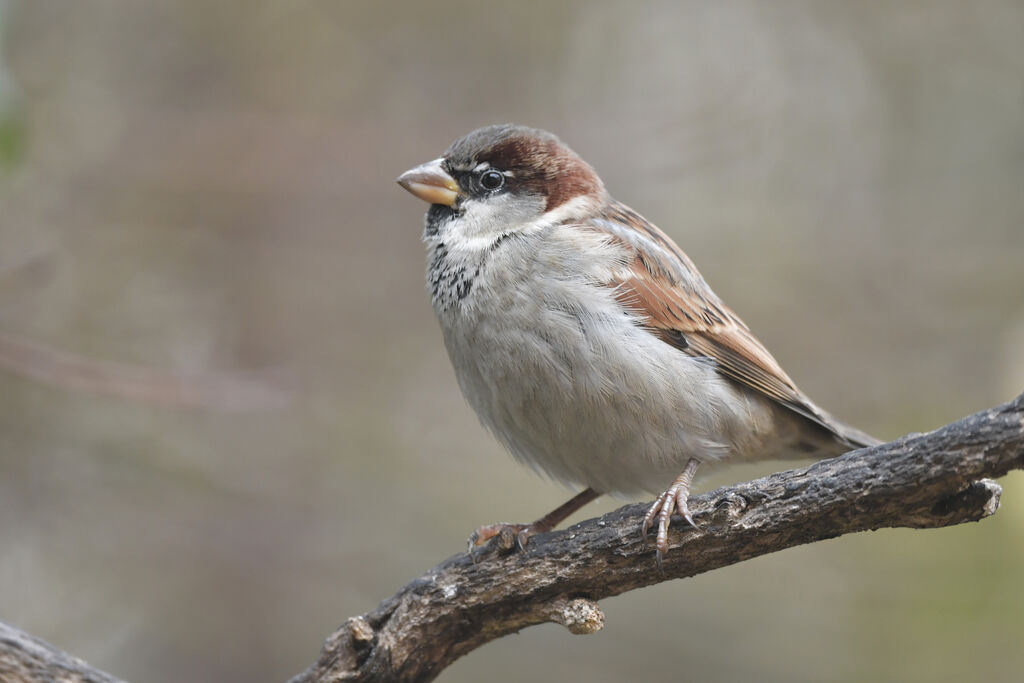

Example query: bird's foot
[467,523,536,560]
[465,488,601,562]
[641,458,701,570]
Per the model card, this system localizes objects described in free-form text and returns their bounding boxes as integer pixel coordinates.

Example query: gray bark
[290,393,1023,682]
[3,393,1023,683]
[0,621,126,683]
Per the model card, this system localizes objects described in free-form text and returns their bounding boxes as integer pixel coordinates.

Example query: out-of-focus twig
[0,250,57,312]
[0,330,293,411]
[0,250,292,411]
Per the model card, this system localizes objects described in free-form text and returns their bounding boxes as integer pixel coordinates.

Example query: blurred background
[1,1,1022,681]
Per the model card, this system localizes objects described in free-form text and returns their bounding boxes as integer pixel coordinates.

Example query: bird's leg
[468,488,600,557]
[642,458,701,568]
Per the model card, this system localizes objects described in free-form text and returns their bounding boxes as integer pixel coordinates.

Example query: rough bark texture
[0,621,126,683]
[1,394,1022,683]
[290,393,1024,683]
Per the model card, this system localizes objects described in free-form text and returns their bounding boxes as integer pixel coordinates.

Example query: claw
[498,525,521,551]
[467,527,491,563]
[675,487,698,530]
[640,458,701,564]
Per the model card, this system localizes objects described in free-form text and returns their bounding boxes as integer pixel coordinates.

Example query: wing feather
[586,202,872,444]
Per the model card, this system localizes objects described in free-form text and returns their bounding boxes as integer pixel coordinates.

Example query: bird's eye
[479,169,504,191]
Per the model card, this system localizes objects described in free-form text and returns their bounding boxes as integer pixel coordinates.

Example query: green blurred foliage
[0,5,24,169]
[0,101,25,168]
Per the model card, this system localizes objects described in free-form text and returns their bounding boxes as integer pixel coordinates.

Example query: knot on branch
[545,597,604,635]
[711,491,753,522]
[900,478,1003,529]
[312,615,376,677]
[931,479,1002,521]
[346,616,375,646]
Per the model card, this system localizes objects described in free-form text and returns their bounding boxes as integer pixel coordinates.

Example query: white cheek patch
[451,193,547,248]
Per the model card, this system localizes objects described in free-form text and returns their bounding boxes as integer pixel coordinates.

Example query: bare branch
[290,393,1024,683]
[0,621,126,683]
[1,395,1021,683]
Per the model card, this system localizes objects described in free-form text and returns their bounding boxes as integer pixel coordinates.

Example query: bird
[397,124,879,564]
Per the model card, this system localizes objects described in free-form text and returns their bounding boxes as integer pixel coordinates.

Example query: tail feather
[806,399,882,452]
[832,421,883,450]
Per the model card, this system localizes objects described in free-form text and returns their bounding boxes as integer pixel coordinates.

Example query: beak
[396,158,460,207]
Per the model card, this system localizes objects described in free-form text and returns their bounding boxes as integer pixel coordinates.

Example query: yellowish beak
[396,158,460,207]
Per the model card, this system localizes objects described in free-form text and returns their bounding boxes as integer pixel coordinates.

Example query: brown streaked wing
[590,210,830,428]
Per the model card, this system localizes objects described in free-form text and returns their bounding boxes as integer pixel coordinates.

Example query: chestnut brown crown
[443,125,606,212]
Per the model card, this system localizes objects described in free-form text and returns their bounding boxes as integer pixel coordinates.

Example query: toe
[641,494,664,541]
[655,495,674,558]
[467,523,505,549]
[498,525,520,551]
[674,490,698,529]
[467,523,534,555]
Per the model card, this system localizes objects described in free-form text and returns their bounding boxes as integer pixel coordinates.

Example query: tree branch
[0,621,126,683]
[1,395,1022,683]
[290,393,1024,683]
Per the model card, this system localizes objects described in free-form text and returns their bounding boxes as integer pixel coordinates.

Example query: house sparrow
[397,124,878,564]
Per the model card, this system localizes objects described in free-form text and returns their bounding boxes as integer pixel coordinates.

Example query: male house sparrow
[398,125,878,563]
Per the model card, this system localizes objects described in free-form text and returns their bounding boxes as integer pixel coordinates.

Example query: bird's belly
[441,302,777,496]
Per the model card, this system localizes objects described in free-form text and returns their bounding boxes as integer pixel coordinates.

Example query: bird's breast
[425,228,783,495]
